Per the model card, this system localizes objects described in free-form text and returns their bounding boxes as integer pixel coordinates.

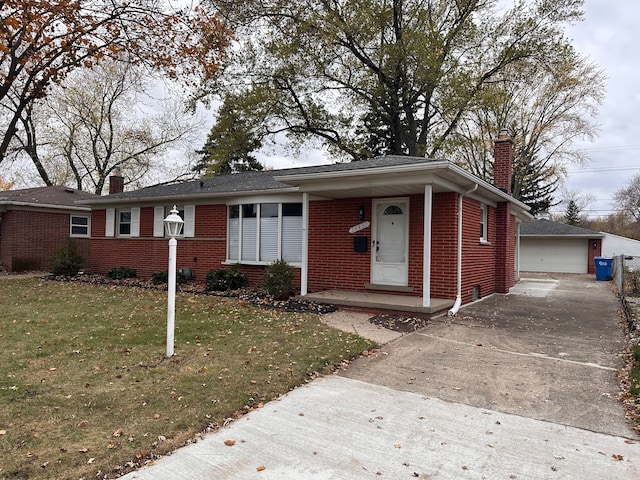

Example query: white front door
[371,198,409,286]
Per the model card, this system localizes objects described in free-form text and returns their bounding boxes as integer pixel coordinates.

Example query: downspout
[448,184,478,316]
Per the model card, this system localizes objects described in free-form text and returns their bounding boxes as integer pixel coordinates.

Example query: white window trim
[70,214,90,237]
[130,207,140,237]
[480,204,489,243]
[153,206,165,237]
[183,205,195,237]
[105,208,115,237]
[112,207,140,237]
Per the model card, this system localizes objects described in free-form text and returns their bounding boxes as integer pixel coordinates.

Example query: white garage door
[520,238,588,273]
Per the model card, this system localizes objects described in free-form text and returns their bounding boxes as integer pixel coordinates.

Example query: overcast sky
[561,0,640,218]
[256,0,638,219]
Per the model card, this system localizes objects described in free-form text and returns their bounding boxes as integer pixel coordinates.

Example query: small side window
[70,215,90,237]
[118,210,131,236]
[480,205,488,242]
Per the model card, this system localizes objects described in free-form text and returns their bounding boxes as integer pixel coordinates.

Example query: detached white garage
[520,219,603,274]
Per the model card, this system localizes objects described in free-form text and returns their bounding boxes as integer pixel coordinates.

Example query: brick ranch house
[0,186,98,272]
[79,133,532,315]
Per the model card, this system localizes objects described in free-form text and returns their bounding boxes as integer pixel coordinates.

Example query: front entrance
[371,198,409,286]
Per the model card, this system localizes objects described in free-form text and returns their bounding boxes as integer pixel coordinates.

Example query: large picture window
[228,202,302,263]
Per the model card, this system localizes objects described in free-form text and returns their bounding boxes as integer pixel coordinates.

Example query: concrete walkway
[121,275,640,479]
[122,376,639,479]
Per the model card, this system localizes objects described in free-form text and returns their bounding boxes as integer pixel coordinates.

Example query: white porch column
[423,184,433,307]
[515,221,521,280]
[301,192,309,295]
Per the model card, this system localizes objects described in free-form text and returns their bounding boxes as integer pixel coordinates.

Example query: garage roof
[521,219,603,238]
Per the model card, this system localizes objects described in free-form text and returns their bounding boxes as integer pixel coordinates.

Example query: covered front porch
[301,290,455,317]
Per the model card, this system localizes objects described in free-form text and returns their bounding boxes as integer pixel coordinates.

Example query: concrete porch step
[301,289,454,316]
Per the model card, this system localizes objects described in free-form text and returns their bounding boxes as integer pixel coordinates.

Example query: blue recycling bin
[594,256,613,281]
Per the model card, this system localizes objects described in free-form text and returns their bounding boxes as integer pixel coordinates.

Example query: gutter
[448,183,478,316]
[0,201,91,212]
[76,187,302,207]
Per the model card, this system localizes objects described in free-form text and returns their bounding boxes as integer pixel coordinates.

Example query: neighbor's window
[228,202,302,263]
[165,205,185,236]
[70,215,90,237]
[117,209,132,236]
[480,204,488,242]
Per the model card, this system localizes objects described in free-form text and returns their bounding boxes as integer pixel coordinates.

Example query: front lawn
[0,278,373,479]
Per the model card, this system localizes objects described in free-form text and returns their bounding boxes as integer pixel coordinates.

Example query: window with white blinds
[227,202,302,264]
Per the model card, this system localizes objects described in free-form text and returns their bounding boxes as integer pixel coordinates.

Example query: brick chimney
[493,129,515,294]
[109,169,124,194]
[493,128,513,195]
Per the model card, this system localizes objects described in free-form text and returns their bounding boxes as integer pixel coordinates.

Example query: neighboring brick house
[0,186,98,272]
[80,133,531,313]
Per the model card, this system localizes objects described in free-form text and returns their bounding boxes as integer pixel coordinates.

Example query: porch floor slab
[301,290,454,315]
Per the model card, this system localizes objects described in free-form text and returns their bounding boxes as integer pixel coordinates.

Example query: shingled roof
[81,156,445,202]
[520,218,603,237]
[0,186,98,211]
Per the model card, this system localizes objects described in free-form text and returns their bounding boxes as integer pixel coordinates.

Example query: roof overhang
[275,161,532,220]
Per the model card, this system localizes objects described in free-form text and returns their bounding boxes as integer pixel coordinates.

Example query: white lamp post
[163,205,184,357]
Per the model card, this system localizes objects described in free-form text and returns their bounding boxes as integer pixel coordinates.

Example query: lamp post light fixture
[163,205,184,357]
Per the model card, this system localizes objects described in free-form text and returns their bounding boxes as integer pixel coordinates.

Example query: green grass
[0,278,373,479]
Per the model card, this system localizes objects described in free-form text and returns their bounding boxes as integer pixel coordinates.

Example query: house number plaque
[348,221,370,234]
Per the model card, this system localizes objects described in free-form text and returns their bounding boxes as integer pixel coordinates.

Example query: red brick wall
[89,205,228,279]
[494,136,513,194]
[307,197,372,292]
[89,196,517,302]
[459,197,497,302]
[306,193,465,299]
[430,193,458,299]
[494,202,516,293]
[0,209,91,272]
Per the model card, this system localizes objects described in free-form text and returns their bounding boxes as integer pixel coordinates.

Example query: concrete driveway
[121,274,640,479]
[340,274,632,437]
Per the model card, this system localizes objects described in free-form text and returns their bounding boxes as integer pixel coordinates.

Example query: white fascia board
[0,201,91,212]
[443,163,532,214]
[274,161,450,184]
[277,160,532,217]
[522,233,604,238]
[76,187,301,208]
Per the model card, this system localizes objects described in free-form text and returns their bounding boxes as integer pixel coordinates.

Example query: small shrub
[49,239,84,276]
[263,259,296,299]
[152,270,188,285]
[106,266,137,280]
[205,264,247,291]
[13,258,41,272]
[152,271,168,284]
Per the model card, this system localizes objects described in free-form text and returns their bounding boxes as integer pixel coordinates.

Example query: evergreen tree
[194,96,264,177]
[564,200,582,226]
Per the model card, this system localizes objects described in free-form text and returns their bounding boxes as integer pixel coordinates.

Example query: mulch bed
[43,274,337,315]
[368,314,430,333]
